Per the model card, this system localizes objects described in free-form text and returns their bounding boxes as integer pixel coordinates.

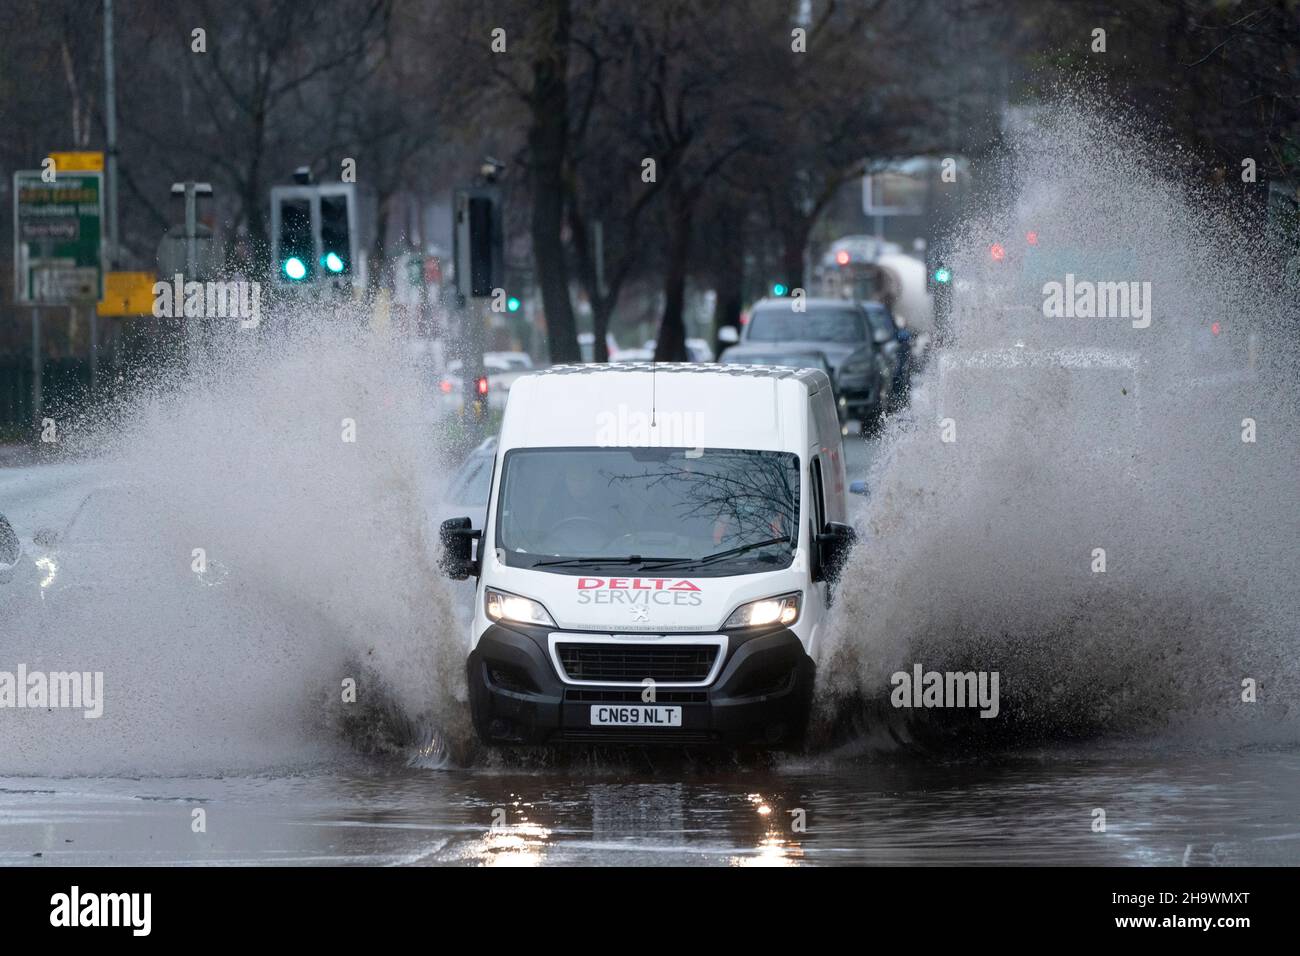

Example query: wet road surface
[4,746,1299,865]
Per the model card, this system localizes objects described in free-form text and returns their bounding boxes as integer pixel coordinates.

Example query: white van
[439,362,855,748]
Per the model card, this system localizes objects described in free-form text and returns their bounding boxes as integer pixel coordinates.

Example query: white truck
[438,362,855,748]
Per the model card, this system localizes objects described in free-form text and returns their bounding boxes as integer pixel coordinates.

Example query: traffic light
[771,282,789,297]
[506,295,521,313]
[277,198,313,282]
[454,188,503,299]
[932,266,952,285]
[270,183,359,288]
[319,194,351,276]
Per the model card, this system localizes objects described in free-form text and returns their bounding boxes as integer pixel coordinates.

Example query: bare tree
[114,0,391,274]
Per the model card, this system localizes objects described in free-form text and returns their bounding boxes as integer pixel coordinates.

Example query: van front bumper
[467,622,814,748]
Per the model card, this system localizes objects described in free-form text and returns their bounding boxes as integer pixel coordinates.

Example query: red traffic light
[835,250,851,266]
[1026,231,1038,245]
[476,375,489,396]
[990,243,1006,261]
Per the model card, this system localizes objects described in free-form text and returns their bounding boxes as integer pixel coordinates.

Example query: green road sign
[13,170,105,304]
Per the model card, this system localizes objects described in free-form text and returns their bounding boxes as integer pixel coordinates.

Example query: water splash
[0,311,471,775]
[818,93,1300,748]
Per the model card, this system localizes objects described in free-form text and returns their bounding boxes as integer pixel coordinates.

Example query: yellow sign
[48,151,105,172]
[97,272,157,316]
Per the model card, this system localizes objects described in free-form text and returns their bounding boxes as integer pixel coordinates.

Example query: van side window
[809,456,827,578]
[810,456,827,531]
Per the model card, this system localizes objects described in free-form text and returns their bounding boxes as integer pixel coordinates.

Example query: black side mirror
[815,521,856,582]
[439,516,480,580]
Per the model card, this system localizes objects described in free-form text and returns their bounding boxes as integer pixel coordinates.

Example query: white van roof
[500,362,828,453]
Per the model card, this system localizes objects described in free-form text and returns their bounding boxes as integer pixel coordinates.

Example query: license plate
[590,705,682,728]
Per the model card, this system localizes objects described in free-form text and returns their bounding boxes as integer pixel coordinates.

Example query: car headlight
[484,587,556,627]
[722,592,801,629]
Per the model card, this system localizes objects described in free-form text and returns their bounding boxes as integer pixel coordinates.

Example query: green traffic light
[772,283,788,297]
[323,251,345,273]
[507,296,521,313]
[933,267,951,284]
[283,256,307,281]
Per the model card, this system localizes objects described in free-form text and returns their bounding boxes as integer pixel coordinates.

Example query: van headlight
[722,592,801,629]
[484,587,556,627]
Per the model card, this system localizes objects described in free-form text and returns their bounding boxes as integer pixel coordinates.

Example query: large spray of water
[819,95,1299,748]
[0,316,469,775]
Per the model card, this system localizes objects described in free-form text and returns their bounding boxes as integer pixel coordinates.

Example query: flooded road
[5,745,1299,865]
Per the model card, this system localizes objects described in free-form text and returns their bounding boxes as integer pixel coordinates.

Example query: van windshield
[496,447,800,576]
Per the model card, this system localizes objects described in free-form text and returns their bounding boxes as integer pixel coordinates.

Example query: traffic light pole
[166,181,213,353]
[88,302,98,399]
[183,184,201,352]
[461,294,488,450]
[31,308,42,435]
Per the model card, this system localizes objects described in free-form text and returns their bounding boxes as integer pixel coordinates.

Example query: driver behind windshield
[527,463,645,555]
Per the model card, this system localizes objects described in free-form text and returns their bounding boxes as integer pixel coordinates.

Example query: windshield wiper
[640,537,793,571]
[531,555,682,569]
[697,536,793,564]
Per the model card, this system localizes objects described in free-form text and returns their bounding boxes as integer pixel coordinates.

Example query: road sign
[48,151,105,173]
[156,223,221,279]
[97,271,158,316]
[863,168,927,216]
[13,170,105,303]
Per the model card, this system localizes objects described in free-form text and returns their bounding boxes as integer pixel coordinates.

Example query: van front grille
[564,689,708,703]
[555,643,718,684]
